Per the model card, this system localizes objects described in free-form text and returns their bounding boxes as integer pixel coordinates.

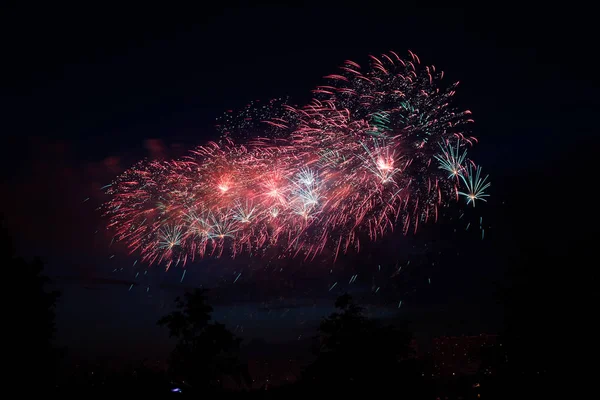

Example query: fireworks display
[102,51,490,268]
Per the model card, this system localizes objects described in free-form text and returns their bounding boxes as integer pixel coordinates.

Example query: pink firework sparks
[102,51,489,267]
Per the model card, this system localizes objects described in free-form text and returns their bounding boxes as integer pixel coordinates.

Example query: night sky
[2,3,597,366]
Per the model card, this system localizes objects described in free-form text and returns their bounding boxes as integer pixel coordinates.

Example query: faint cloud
[144,138,166,159]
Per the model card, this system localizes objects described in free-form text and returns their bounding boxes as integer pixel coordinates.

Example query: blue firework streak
[458,165,491,206]
[158,225,184,250]
[434,139,468,178]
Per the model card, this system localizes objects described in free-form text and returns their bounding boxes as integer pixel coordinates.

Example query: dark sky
[1,2,597,364]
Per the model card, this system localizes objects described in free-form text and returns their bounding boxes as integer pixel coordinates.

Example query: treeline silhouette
[153,289,428,397]
[4,216,62,393]
[4,213,553,398]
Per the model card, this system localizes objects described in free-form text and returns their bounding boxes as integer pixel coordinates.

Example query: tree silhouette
[158,289,249,391]
[2,216,61,392]
[304,294,421,395]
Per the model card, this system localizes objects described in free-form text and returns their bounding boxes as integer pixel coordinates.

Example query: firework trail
[102,51,490,268]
